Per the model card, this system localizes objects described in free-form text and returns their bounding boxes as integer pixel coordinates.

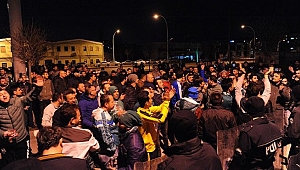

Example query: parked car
[146,59,158,64]
[122,60,133,65]
[134,59,145,65]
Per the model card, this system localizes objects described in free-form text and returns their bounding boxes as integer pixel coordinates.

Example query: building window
[0,46,6,53]
[64,46,68,51]
[83,46,87,51]
[96,46,100,51]
[58,60,62,64]
[71,46,75,51]
[72,60,76,64]
[65,60,69,65]
[84,59,87,63]
[90,46,93,51]
[2,63,7,68]
[90,59,94,64]
[56,46,61,52]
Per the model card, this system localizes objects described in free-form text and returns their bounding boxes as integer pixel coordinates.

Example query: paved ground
[29,128,38,154]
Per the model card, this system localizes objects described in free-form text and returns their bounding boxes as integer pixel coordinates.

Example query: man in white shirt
[42,93,64,127]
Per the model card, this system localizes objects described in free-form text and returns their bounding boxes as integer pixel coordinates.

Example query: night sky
[0,0,299,45]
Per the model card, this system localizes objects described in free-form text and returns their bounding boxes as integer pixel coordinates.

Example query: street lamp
[153,14,169,62]
[112,29,120,62]
[241,25,256,61]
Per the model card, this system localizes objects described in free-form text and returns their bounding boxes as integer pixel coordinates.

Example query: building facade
[0,38,13,68]
[0,38,105,68]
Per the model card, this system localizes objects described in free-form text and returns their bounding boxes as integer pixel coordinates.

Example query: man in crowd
[2,126,88,170]
[137,90,174,159]
[53,70,67,93]
[63,89,77,104]
[158,110,222,170]
[123,74,140,110]
[76,82,85,101]
[53,103,99,169]
[79,83,98,129]
[92,94,118,169]
[39,71,54,125]
[0,76,43,169]
[199,92,237,150]
[230,96,282,170]
[42,92,64,127]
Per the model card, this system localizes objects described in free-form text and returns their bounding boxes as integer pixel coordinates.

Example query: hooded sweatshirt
[78,94,98,129]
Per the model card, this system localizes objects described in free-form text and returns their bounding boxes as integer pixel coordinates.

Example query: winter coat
[118,126,147,170]
[123,85,140,110]
[39,79,54,101]
[199,105,237,148]
[0,86,42,144]
[230,117,282,170]
[53,76,67,93]
[158,137,222,170]
[78,94,99,129]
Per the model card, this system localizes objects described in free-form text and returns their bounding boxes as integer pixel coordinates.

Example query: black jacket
[53,76,67,93]
[231,117,282,170]
[158,137,222,170]
[123,85,140,110]
[199,106,237,148]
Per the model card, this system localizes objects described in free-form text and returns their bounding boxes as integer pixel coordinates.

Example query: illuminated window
[71,46,75,51]
[0,46,5,53]
[64,46,68,51]
[90,46,93,51]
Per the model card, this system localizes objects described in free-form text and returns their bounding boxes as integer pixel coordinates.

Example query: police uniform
[230,96,282,170]
[237,117,282,169]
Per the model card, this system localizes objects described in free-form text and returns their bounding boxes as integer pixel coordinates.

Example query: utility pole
[7,0,26,80]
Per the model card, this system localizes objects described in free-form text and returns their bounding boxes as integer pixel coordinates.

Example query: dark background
[1,0,299,45]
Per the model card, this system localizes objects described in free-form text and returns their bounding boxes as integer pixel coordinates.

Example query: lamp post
[241,25,256,62]
[112,29,120,62]
[153,14,169,62]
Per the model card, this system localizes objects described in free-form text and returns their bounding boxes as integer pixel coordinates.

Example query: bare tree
[11,22,49,83]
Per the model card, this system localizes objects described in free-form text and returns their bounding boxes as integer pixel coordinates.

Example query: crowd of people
[1,59,300,169]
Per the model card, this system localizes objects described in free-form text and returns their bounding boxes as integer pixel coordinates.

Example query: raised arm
[235,74,245,108]
[261,73,271,105]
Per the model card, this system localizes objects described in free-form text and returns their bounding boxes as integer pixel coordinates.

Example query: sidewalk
[29,128,38,154]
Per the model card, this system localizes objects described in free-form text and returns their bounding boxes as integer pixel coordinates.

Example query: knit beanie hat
[108,86,118,95]
[169,110,198,142]
[240,96,265,117]
[118,110,142,128]
[127,74,138,83]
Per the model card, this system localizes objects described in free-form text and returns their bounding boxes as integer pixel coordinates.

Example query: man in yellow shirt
[137,90,174,159]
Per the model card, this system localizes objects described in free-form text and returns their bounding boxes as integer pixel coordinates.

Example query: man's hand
[35,75,44,87]
[3,129,18,143]
[119,94,126,101]
[289,66,294,73]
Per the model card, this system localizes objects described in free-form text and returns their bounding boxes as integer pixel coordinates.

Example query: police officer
[230,96,282,170]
